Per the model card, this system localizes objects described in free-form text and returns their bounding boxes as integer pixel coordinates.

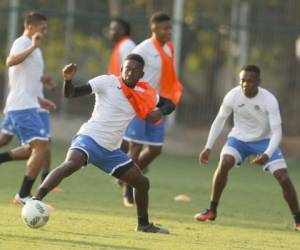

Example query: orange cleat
[295,223,300,231]
[194,209,217,222]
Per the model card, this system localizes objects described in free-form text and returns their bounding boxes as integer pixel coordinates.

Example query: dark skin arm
[146,97,176,123]
[62,63,92,98]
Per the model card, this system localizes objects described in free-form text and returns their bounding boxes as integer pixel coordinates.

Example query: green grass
[0,141,300,250]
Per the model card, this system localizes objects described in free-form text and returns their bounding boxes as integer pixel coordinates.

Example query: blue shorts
[70,134,133,178]
[7,108,50,144]
[38,109,50,138]
[124,117,165,145]
[1,114,15,135]
[221,137,287,173]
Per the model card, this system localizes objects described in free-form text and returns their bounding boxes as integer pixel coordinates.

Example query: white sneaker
[13,194,32,205]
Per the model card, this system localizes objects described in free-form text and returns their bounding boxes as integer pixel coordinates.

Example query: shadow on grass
[0,233,146,250]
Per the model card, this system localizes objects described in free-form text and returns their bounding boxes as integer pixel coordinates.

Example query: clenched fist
[62,63,77,80]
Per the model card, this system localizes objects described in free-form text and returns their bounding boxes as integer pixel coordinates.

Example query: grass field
[0,141,299,250]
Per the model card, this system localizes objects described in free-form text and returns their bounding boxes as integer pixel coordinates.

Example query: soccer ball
[22,200,49,228]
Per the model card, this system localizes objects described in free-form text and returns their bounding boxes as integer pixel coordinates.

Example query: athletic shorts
[221,137,287,174]
[1,114,15,135]
[7,108,50,144]
[70,134,133,178]
[37,109,50,138]
[123,117,165,145]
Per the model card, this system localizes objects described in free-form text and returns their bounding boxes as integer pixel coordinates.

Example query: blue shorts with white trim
[124,117,165,145]
[1,114,15,135]
[221,137,286,173]
[7,108,49,144]
[70,134,133,177]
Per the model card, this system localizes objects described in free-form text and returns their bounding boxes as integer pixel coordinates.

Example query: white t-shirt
[219,86,281,141]
[78,75,158,151]
[5,35,44,112]
[119,38,136,64]
[132,38,172,91]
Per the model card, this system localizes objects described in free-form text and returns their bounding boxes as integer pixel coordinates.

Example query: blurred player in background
[2,12,59,204]
[107,17,135,154]
[195,65,300,231]
[122,11,183,206]
[107,18,136,76]
[34,54,175,234]
[0,76,60,189]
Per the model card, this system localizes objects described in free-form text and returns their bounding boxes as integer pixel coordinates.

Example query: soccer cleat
[13,194,32,205]
[135,223,170,234]
[295,223,300,231]
[194,209,217,222]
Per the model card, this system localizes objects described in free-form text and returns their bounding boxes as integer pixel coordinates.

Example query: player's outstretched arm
[62,63,92,98]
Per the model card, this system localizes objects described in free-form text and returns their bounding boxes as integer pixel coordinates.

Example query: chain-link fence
[1,0,300,135]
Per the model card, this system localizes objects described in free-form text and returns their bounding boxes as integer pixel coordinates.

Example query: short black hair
[111,17,131,36]
[125,53,145,68]
[150,12,171,25]
[241,64,260,78]
[24,12,47,26]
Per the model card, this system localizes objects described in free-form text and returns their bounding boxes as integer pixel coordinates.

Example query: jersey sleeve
[9,38,31,55]
[88,75,112,94]
[263,95,282,157]
[267,95,282,126]
[218,91,234,118]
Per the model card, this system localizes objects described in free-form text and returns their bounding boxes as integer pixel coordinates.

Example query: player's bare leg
[273,168,300,230]
[35,149,86,200]
[122,142,143,207]
[120,163,169,234]
[14,140,50,204]
[195,154,235,222]
[0,133,14,164]
[0,133,13,147]
[9,145,32,160]
[136,145,162,172]
[115,139,129,193]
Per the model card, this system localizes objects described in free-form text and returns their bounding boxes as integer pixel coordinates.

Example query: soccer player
[33,53,175,234]
[3,12,56,204]
[107,18,136,77]
[107,17,135,155]
[0,76,56,169]
[122,12,183,206]
[194,65,300,231]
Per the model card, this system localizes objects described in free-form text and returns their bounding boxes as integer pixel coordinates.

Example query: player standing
[122,12,183,206]
[4,12,56,203]
[195,65,300,231]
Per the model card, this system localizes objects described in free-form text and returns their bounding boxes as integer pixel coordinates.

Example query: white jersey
[220,86,281,141]
[132,38,172,91]
[77,75,136,151]
[119,38,136,64]
[5,35,44,112]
